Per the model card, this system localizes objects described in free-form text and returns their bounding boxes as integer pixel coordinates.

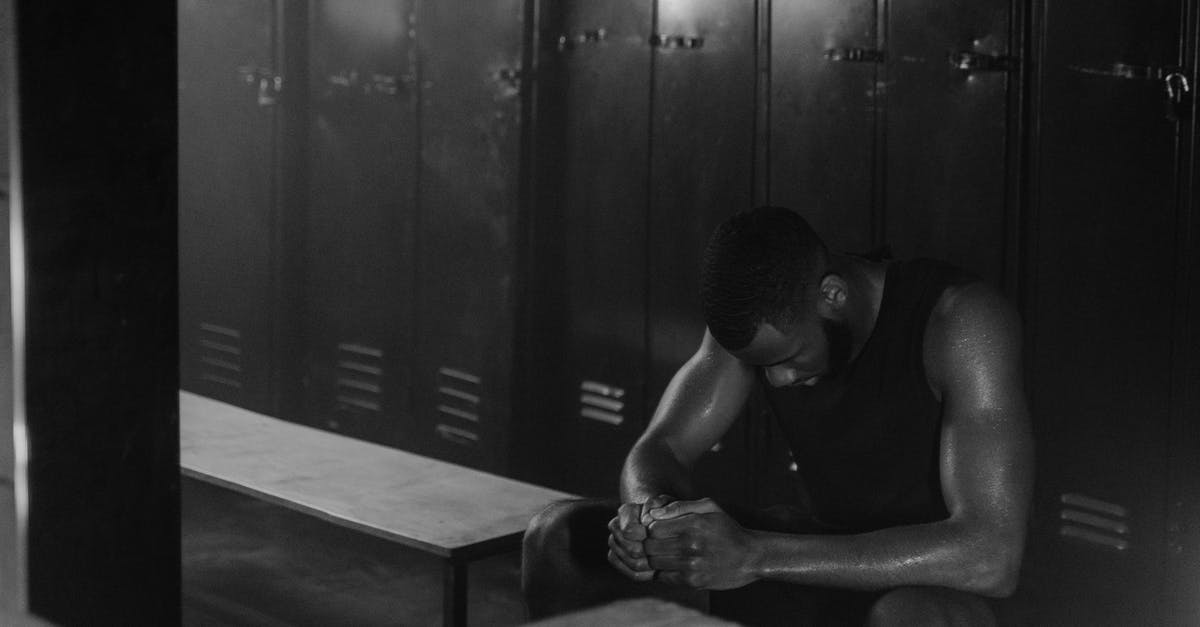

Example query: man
[523,207,1033,625]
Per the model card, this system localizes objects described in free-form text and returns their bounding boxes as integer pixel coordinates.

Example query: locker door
[770,0,878,253]
[648,0,757,496]
[416,0,525,470]
[1017,1,1186,624]
[305,0,418,445]
[179,0,277,413]
[885,0,1015,284]
[550,0,654,496]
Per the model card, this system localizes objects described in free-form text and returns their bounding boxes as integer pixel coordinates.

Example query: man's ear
[818,274,848,313]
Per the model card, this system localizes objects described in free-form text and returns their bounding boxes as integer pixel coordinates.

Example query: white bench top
[180,391,573,559]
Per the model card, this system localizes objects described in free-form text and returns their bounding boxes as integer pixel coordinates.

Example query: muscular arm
[619,329,756,504]
[606,330,756,581]
[646,284,1034,597]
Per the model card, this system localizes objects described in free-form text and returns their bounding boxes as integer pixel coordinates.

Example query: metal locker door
[648,0,757,498]
[1015,1,1188,624]
[884,0,1016,285]
[179,0,278,413]
[416,0,525,470]
[546,0,654,496]
[305,0,418,445]
[770,0,878,253]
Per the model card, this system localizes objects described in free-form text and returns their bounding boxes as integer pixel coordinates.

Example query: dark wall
[16,2,179,625]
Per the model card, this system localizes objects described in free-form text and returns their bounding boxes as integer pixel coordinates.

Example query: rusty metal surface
[416,0,525,470]
[179,0,277,413]
[1017,0,1185,624]
[770,0,878,254]
[884,0,1012,284]
[542,0,655,496]
[647,0,757,400]
[304,0,418,447]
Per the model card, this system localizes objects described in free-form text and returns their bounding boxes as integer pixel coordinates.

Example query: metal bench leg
[443,558,468,627]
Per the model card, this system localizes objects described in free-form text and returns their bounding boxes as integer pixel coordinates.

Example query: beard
[822,317,854,380]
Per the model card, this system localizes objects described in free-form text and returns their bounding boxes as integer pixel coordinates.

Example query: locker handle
[557,28,607,52]
[825,48,885,63]
[949,51,1018,73]
[650,34,704,50]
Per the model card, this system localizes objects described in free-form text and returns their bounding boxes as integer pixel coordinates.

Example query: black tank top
[760,258,976,533]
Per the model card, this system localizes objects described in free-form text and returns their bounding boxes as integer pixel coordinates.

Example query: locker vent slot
[336,342,384,414]
[436,423,479,448]
[1057,492,1130,551]
[580,380,625,426]
[437,367,481,423]
[197,323,243,389]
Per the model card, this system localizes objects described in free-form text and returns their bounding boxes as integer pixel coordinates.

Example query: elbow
[964,540,1024,598]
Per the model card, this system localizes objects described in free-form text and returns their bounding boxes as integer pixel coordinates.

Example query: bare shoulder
[931,281,1022,340]
[923,280,1024,402]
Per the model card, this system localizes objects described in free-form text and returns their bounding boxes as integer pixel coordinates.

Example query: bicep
[932,286,1034,538]
[638,330,756,467]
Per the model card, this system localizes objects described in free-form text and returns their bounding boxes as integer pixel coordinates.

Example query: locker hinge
[825,48,886,63]
[650,34,704,50]
[950,51,1019,73]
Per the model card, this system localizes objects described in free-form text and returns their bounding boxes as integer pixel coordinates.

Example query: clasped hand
[606,495,757,590]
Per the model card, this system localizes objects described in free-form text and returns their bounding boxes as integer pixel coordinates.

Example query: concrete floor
[182,478,527,626]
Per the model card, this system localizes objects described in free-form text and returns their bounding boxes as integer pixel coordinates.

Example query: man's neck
[829,253,889,362]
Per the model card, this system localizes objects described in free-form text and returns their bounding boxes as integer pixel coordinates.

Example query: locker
[647,0,758,499]
[179,0,278,413]
[884,0,1016,285]
[1014,0,1188,623]
[416,0,525,470]
[543,0,655,496]
[769,0,878,254]
[303,0,418,446]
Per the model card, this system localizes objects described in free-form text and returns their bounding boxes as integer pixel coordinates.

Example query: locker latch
[950,52,1018,73]
[557,28,607,52]
[1164,71,1191,122]
[496,67,523,89]
[650,34,704,50]
[825,48,885,63]
[237,65,282,107]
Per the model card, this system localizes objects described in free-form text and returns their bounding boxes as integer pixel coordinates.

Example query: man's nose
[765,365,801,388]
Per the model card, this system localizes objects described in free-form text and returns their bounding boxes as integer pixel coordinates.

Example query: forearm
[746,519,1022,597]
[619,437,695,504]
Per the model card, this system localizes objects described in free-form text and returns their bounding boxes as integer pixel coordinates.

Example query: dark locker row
[180,0,527,472]
[529,0,1021,502]
[180,0,1200,623]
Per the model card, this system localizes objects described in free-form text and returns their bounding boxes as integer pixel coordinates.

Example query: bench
[179,391,573,627]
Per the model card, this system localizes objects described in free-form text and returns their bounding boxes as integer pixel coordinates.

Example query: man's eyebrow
[763,347,803,368]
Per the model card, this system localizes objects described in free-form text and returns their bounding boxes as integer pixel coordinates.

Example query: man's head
[700,206,850,386]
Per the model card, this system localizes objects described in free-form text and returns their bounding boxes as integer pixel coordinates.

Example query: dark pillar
[13,3,179,625]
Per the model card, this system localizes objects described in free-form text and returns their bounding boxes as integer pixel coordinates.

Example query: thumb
[647,497,722,521]
[640,494,676,526]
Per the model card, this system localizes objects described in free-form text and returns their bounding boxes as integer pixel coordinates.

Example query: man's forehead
[735,321,810,365]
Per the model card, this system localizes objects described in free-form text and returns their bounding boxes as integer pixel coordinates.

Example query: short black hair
[700,206,828,351]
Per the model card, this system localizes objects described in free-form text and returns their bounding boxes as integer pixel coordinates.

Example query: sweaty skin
[606,254,1034,597]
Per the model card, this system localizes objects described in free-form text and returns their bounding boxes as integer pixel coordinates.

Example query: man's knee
[523,498,615,572]
[522,498,622,619]
[868,587,996,627]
